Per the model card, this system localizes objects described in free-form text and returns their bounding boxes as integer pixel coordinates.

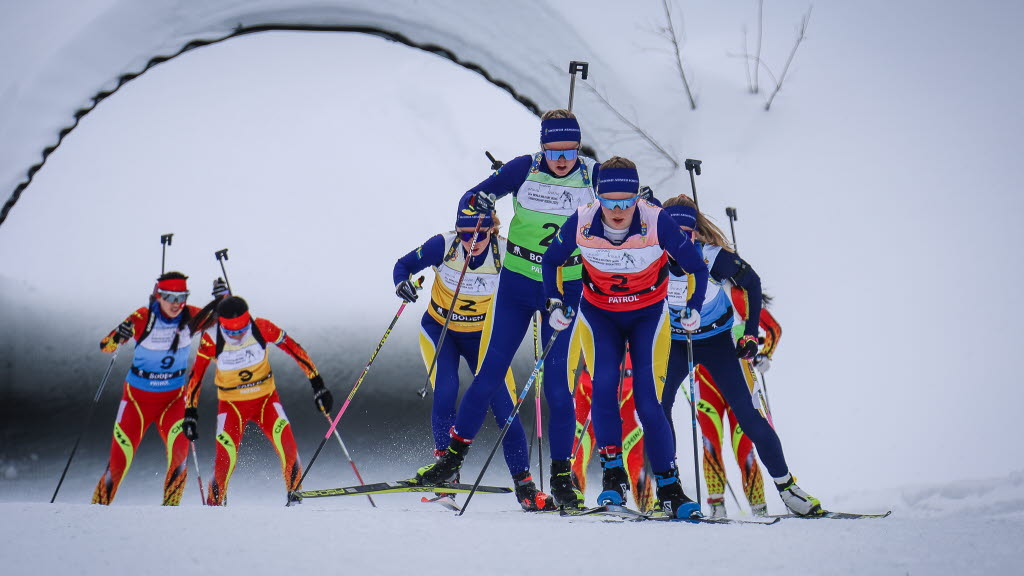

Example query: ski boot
[513,471,556,511]
[774,473,822,516]
[549,459,584,510]
[654,466,701,520]
[750,502,768,517]
[597,447,630,506]
[708,496,727,519]
[415,436,471,485]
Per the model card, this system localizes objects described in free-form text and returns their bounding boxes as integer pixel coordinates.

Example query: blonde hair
[599,156,636,170]
[541,109,576,120]
[662,194,735,252]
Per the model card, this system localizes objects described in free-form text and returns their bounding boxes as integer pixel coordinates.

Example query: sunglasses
[223,326,248,337]
[458,230,490,242]
[157,290,190,304]
[543,148,579,162]
[598,195,639,211]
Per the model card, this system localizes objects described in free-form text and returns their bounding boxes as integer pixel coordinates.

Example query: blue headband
[455,208,493,230]
[664,205,697,229]
[596,167,640,195]
[540,117,582,143]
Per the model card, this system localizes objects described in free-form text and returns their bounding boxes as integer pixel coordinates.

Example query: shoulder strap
[251,320,268,348]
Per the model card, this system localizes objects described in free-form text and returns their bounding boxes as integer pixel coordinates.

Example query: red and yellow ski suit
[185,318,319,506]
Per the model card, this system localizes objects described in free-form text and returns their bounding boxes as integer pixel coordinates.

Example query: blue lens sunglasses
[598,195,639,210]
[458,229,490,242]
[157,290,190,304]
[543,148,579,162]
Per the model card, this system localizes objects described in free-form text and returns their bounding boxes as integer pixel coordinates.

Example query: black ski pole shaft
[189,441,206,506]
[417,214,486,398]
[459,330,563,516]
[214,249,231,293]
[684,159,703,212]
[160,234,173,275]
[685,332,702,512]
[725,207,739,254]
[567,61,589,112]
[51,351,119,503]
[289,291,420,504]
[321,412,376,507]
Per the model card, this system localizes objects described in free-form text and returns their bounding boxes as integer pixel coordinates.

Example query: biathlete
[685,288,782,518]
[413,109,599,508]
[393,207,555,511]
[182,296,333,505]
[542,157,709,518]
[660,195,821,516]
[93,272,200,505]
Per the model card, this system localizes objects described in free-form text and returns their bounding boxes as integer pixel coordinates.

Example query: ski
[289,481,512,501]
[554,504,778,525]
[421,494,462,512]
[767,510,892,520]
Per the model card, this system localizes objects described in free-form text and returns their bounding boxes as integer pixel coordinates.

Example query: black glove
[212,277,230,298]
[736,335,759,360]
[112,320,134,344]
[638,185,653,200]
[396,279,419,303]
[182,407,199,441]
[470,192,497,212]
[311,375,333,414]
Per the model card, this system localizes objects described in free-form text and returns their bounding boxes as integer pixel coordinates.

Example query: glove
[112,320,134,344]
[395,279,420,303]
[311,375,333,414]
[182,407,199,441]
[680,308,701,332]
[736,335,759,360]
[638,185,653,200]
[471,191,497,212]
[753,353,771,374]
[545,298,573,332]
[212,277,230,298]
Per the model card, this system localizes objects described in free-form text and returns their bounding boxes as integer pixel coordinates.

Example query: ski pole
[214,249,232,293]
[51,351,119,503]
[459,328,565,516]
[321,412,376,507]
[485,151,504,172]
[189,441,206,506]
[685,159,703,211]
[725,207,739,254]
[289,286,421,503]
[533,312,545,491]
[417,214,487,398]
[567,61,590,112]
[160,234,174,274]
[685,331,702,514]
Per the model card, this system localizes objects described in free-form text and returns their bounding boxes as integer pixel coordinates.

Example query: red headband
[220,311,251,331]
[156,278,188,292]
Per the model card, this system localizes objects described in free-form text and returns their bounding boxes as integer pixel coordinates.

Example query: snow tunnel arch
[0,2,629,228]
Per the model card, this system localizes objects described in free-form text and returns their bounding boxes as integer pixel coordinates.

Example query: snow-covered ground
[4,471,1024,575]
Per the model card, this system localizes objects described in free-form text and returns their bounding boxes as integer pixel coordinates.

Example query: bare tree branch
[754,0,764,93]
[661,0,696,110]
[726,52,780,90]
[577,80,680,171]
[765,5,812,111]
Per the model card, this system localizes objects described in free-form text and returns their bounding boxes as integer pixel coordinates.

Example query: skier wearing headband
[393,207,555,511]
[660,195,822,516]
[412,110,598,509]
[182,296,332,505]
[92,271,201,505]
[541,157,709,518]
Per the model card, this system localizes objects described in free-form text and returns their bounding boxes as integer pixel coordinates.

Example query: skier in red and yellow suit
[182,296,332,506]
[93,271,200,505]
